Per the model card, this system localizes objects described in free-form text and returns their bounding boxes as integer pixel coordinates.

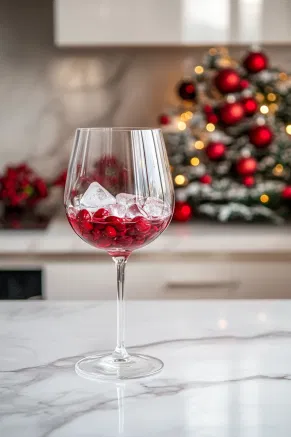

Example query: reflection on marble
[1,300,291,436]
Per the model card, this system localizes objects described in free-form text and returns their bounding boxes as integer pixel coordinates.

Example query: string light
[273,164,283,176]
[260,194,269,204]
[178,121,187,131]
[194,140,205,150]
[175,175,186,185]
[209,48,217,55]
[206,123,215,132]
[269,103,278,113]
[286,124,291,135]
[260,105,269,115]
[180,113,188,122]
[181,111,193,121]
[185,111,193,119]
[267,93,276,102]
[279,72,288,81]
[190,157,200,166]
[256,93,264,103]
[194,65,204,75]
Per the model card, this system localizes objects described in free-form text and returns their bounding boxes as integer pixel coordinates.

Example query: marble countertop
[1,300,291,436]
[1,215,291,256]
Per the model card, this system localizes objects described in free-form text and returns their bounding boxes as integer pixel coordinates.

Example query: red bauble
[203,104,213,114]
[243,51,268,74]
[237,157,257,175]
[249,125,273,148]
[220,101,245,125]
[282,186,291,199]
[240,79,250,90]
[173,201,192,222]
[241,97,258,117]
[206,142,226,160]
[243,175,255,187]
[200,174,212,185]
[214,68,241,94]
[159,114,171,125]
[177,80,196,101]
[206,113,218,124]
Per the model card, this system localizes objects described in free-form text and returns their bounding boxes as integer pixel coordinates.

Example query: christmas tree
[160,48,291,223]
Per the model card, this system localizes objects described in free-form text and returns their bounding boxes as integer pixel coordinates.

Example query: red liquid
[66,207,171,256]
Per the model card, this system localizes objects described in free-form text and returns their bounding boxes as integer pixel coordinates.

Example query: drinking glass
[64,128,174,380]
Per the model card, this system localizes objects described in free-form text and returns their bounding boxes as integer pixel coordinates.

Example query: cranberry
[135,217,151,233]
[117,236,133,247]
[92,208,109,221]
[135,237,146,246]
[106,216,126,232]
[82,232,94,241]
[82,221,93,232]
[77,209,91,222]
[97,237,111,248]
[105,225,117,238]
[92,228,101,240]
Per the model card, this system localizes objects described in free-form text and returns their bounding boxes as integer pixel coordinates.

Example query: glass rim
[76,127,162,132]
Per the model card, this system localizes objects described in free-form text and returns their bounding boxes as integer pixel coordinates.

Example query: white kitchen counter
[0,215,291,256]
[1,300,291,436]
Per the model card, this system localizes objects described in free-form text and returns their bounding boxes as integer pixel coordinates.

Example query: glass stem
[112,256,129,362]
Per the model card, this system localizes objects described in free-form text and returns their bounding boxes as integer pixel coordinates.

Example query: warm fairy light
[206,123,215,132]
[194,140,205,150]
[209,48,217,55]
[175,174,186,185]
[269,103,278,113]
[194,65,204,75]
[286,124,291,135]
[273,163,283,176]
[256,93,264,103]
[260,194,269,203]
[267,93,276,102]
[260,105,269,115]
[186,111,193,119]
[180,113,188,122]
[190,157,200,166]
[279,72,288,81]
[178,121,187,131]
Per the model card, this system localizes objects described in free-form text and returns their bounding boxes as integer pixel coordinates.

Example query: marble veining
[1,300,291,436]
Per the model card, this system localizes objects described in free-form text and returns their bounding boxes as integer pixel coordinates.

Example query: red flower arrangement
[0,164,48,207]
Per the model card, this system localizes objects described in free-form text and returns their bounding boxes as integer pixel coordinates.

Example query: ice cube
[116,193,146,207]
[73,195,82,207]
[80,182,116,208]
[127,204,148,219]
[108,204,127,218]
[143,197,170,218]
[116,193,136,206]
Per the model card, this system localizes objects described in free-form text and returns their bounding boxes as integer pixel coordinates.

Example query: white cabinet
[54,0,291,47]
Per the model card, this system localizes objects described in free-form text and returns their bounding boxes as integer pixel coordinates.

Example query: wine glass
[64,127,174,380]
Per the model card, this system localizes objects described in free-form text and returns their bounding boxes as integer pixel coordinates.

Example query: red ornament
[203,104,213,114]
[200,174,212,185]
[237,157,257,175]
[240,79,250,90]
[241,97,258,117]
[249,125,273,148]
[206,113,218,124]
[220,101,245,125]
[159,114,171,125]
[177,80,196,101]
[214,68,241,94]
[173,201,192,222]
[206,142,226,160]
[243,51,268,74]
[282,186,291,199]
[243,175,255,187]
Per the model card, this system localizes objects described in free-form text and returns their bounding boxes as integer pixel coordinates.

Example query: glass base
[75,353,164,381]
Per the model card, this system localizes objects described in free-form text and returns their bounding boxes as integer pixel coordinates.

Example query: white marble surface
[1,216,291,256]
[1,300,291,436]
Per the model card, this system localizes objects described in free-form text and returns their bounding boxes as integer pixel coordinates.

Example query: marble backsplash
[1,0,291,180]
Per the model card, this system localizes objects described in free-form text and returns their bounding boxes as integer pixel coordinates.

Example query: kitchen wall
[1,0,291,179]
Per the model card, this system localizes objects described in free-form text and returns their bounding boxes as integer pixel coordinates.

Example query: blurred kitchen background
[1,0,291,301]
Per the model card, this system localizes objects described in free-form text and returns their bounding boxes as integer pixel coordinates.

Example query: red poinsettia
[0,164,48,207]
